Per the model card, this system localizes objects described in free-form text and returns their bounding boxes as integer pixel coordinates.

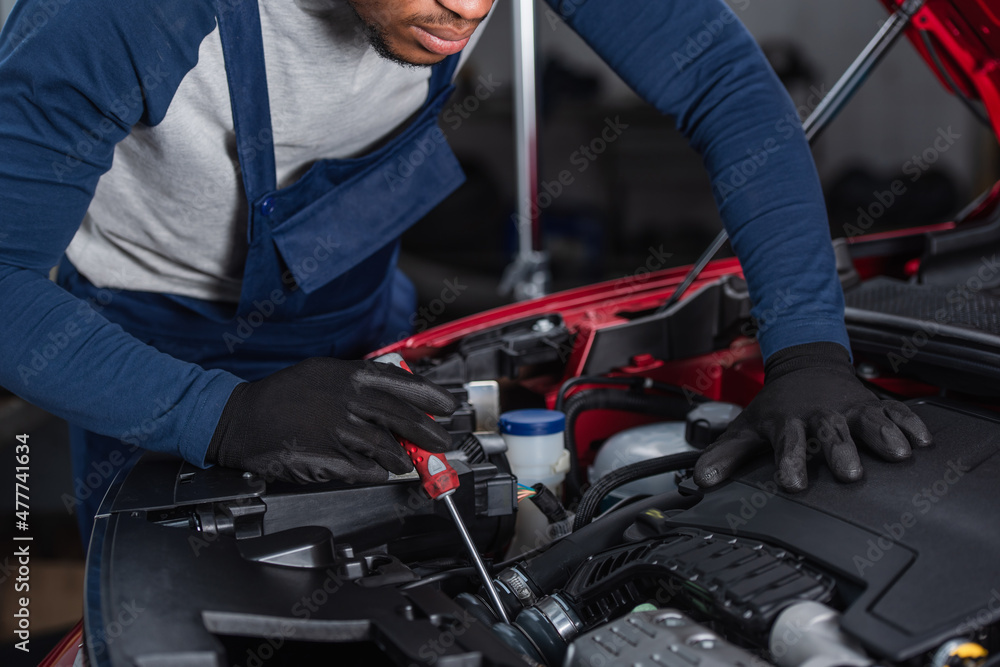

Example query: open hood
[882,0,1000,140]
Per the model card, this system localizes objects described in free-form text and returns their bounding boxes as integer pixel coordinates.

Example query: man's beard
[348,6,424,68]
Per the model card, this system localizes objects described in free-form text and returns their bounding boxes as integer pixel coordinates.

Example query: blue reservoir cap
[499,409,566,436]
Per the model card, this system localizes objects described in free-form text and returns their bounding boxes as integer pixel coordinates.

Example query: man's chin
[361,26,440,68]
[375,43,444,68]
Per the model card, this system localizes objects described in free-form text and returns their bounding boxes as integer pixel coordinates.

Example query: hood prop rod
[657,0,926,314]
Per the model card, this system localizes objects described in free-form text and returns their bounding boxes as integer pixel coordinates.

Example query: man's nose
[438,0,493,21]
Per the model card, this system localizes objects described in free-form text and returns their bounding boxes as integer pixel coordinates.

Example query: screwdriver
[376,353,512,624]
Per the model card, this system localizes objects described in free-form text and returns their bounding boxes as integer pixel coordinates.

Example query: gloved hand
[694,342,932,492]
[206,357,459,484]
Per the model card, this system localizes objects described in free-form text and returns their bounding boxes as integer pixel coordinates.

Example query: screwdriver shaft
[442,493,511,624]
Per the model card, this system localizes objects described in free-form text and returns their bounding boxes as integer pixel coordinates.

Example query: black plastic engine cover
[84,451,521,666]
[666,399,1000,661]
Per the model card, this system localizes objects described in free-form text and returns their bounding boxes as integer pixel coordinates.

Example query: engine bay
[83,229,1000,666]
[84,396,1000,667]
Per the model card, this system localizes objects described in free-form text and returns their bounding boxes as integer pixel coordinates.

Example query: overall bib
[59,0,466,541]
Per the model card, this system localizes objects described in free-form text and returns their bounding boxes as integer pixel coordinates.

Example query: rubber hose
[563,390,696,502]
[556,377,633,412]
[520,490,697,595]
[555,375,696,411]
[573,451,702,531]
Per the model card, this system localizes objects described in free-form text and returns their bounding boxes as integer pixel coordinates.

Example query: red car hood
[882,0,1000,140]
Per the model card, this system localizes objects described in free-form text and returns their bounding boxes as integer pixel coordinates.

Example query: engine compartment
[84,396,1000,667]
[82,245,1000,666]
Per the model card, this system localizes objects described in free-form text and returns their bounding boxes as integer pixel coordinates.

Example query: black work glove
[694,342,932,492]
[206,357,459,484]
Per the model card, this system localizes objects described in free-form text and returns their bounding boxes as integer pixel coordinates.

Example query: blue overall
[58,0,466,541]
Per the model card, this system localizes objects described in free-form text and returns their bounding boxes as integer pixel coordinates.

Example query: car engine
[83,338,1000,667]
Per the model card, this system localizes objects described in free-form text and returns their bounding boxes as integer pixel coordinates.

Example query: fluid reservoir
[588,422,693,503]
[589,402,742,504]
[499,409,570,491]
[499,410,570,558]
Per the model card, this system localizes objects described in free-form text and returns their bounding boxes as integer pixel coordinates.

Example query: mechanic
[0,0,932,541]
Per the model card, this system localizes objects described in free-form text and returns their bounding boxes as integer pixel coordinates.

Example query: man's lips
[411,25,473,56]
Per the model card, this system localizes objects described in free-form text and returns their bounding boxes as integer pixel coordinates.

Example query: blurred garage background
[1,0,997,661]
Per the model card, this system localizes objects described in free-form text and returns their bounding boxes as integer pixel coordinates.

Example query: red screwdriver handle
[375,353,460,500]
[404,441,459,499]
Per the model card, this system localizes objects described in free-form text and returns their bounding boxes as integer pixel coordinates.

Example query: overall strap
[213,0,278,206]
[429,52,463,96]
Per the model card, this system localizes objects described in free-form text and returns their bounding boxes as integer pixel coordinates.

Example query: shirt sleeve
[0,0,243,465]
[545,0,851,361]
